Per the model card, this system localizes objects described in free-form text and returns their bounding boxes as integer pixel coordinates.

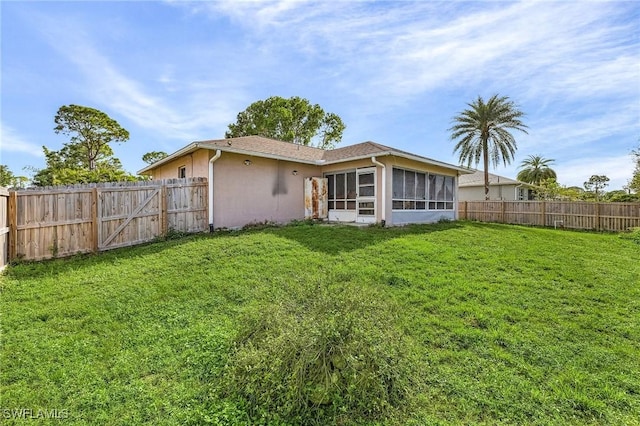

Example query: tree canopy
[0,165,15,187]
[225,96,345,149]
[583,175,609,201]
[33,105,134,186]
[142,151,168,165]
[0,165,28,188]
[516,155,557,186]
[449,94,528,200]
[630,145,640,193]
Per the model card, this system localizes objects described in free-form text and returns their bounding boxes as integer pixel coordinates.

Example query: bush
[620,227,640,245]
[218,280,424,425]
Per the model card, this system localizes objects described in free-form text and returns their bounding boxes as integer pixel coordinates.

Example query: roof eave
[137,142,200,175]
[137,142,323,176]
[196,143,320,165]
[323,151,472,174]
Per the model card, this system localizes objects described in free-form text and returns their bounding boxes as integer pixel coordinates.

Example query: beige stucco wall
[211,152,320,229]
[458,184,520,201]
[149,149,210,180]
[146,149,464,228]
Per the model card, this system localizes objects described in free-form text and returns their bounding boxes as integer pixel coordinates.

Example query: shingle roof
[458,170,524,187]
[196,136,325,163]
[138,135,472,174]
[322,141,393,162]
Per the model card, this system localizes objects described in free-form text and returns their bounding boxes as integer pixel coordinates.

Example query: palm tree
[450,94,528,200]
[516,155,557,185]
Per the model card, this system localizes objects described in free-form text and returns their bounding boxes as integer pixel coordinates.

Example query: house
[138,136,472,229]
[458,170,535,201]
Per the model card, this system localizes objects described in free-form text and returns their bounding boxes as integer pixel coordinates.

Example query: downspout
[371,156,386,225]
[208,150,222,232]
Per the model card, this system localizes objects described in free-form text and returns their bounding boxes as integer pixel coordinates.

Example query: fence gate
[97,185,163,251]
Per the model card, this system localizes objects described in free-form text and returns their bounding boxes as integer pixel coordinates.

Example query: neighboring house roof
[458,170,532,187]
[138,136,473,175]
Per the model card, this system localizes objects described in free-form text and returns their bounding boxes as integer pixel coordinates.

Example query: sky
[1,0,639,190]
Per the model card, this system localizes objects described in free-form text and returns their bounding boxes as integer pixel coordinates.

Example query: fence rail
[459,200,640,232]
[9,178,208,262]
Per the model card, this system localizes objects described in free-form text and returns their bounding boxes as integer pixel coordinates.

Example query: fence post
[91,188,99,253]
[463,201,467,220]
[160,184,168,236]
[501,201,506,224]
[8,191,17,261]
[595,202,601,231]
[540,201,546,227]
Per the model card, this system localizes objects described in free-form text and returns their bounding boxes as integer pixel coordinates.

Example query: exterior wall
[147,150,464,228]
[149,149,210,180]
[458,184,520,201]
[211,152,319,229]
[382,156,459,226]
[322,158,386,223]
[323,156,460,226]
[392,210,455,225]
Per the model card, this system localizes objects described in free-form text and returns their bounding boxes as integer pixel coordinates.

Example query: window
[178,166,187,179]
[518,187,534,201]
[518,187,527,201]
[392,167,454,210]
[358,171,375,197]
[325,171,356,210]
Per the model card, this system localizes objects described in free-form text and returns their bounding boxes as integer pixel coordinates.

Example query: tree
[142,151,168,165]
[449,94,528,200]
[32,105,133,186]
[33,146,135,186]
[0,165,14,187]
[562,186,586,201]
[605,190,640,202]
[516,155,557,185]
[630,146,640,193]
[226,96,346,149]
[536,178,562,200]
[0,165,29,188]
[583,175,609,201]
[54,105,129,170]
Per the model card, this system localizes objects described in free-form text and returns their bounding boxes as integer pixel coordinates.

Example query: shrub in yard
[620,227,640,245]
[219,280,424,425]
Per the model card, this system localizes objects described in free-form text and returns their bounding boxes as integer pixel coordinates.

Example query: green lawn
[1,222,639,425]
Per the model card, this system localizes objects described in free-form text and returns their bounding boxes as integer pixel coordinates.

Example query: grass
[1,221,639,425]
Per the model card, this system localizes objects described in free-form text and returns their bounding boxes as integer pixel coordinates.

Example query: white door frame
[356,167,376,223]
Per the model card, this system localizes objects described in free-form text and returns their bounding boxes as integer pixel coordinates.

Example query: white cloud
[555,155,635,190]
[0,122,44,158]
[498,153,635,191]
[519,107,638,153]
[176,0,640,145]
[8,0,634,182]
[185,1,637,100]
[30,12,238,142]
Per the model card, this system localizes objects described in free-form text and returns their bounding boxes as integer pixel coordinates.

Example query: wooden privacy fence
[459,200,640,232]
[0,187,9,270]
[8,178,208,262]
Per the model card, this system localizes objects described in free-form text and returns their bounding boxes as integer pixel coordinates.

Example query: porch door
[356,168,376,223]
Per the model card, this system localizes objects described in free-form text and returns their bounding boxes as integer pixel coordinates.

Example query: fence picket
[460,200,640,232]
[9,178,207,261]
